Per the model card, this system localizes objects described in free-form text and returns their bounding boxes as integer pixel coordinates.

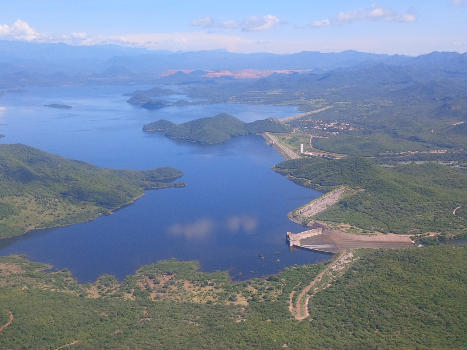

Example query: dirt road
[291,251,353,320]
[0,310,13,333]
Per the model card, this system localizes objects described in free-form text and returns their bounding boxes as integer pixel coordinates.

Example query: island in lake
[0,144,184,238]
[43,104,72,109]
[126,87,177,110]
[143,113,289,144]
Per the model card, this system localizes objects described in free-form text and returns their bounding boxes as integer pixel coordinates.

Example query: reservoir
[0,85,330,282]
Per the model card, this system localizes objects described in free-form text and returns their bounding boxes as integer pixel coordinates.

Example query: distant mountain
[106,50,400,76]
[0,39,464,89]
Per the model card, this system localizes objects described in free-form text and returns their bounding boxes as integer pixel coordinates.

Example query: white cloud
[451,0,466,6]
[71,32,87,39]
[0,19,258,52]
[311,18,331,28]
[112,32,258,52]
[191,16,216,27]
[311,3,416,28]
[222,20,239,29]
[191,14,281,32]
[0,19,89,45]
[242,15,281,32]
[0,19,40,41]
[0,18,461,55]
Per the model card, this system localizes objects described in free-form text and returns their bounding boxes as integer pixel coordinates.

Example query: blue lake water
[0,85,330,282]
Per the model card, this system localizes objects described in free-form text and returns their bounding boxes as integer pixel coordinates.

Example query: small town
[296,119,357,135]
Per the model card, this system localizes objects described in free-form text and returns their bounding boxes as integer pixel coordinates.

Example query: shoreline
[262,132,299,160]
[261,130,416,252]
[288,186,348,226]
[284,183,415,253]
[0,183,184,241]
[0,192,147,241]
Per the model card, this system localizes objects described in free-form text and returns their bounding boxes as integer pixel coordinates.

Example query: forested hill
[274,157,467,236]
[0,245,464,349]
[0,144,184,238]
[143,113,289,144]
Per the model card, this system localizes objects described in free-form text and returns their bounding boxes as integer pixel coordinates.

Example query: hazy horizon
[0,0,465,55]
[1,38,466,58]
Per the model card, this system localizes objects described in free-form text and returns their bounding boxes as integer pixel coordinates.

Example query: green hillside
[143,113,289,144]
[0,245,464,349]
[274,157,467,236]
[0,144,184,238]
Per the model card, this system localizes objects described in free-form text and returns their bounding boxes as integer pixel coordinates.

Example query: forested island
[126,87,175,110]
[143,113,289,144]
[0,144,184,238]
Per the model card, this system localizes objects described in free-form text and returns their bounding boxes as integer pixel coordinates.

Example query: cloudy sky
[0,0,465,54]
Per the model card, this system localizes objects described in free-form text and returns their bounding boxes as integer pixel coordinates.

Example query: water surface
[0,85,330,281]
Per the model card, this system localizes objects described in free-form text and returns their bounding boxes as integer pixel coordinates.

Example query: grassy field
[0,245,464,349]
[313,133,433,156]
[0,144,184,238]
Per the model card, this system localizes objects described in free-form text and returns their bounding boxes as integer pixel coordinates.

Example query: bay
[0,85,330,282]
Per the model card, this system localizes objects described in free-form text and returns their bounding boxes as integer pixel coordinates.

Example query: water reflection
[168,218,215,239]
[226,215,258,233]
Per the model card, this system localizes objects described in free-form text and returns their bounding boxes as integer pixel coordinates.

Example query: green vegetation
[306,246,466,349]
[313,133,432,156]
[275,157,467,236]
[0,144,184,238]
[127,95,170,110]
[127,86,176,110]
[165,54,466,159]
[0,245,465,349]
[143,113,289,144]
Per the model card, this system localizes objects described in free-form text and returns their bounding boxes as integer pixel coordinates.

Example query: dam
[287,224,414,254]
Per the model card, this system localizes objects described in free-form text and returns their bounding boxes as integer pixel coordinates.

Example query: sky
[0,0,465,54]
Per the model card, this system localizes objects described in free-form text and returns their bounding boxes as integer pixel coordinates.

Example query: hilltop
[143,113,289,144]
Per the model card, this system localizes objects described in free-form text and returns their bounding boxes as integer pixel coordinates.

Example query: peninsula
[0,144,184,238]
[143,113,289,144]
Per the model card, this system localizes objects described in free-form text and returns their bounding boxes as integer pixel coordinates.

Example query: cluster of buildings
[297,119,356,135]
